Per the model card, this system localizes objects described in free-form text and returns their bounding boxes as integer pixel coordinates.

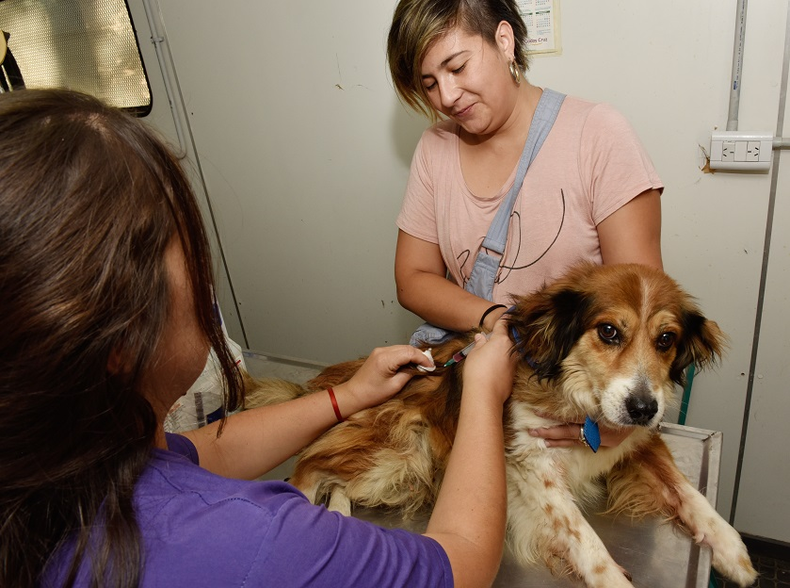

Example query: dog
[245,263,757,588]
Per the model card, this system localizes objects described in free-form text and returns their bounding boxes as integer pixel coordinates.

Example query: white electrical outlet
[709,131,773,171]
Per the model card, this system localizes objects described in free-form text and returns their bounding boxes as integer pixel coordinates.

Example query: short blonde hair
[387,0,530,120]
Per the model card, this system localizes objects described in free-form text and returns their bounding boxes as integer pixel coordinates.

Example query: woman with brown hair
[0,89,516,588]
[387,0,663,449]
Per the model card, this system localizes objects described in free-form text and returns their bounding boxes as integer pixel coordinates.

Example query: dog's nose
[625,395,658,425]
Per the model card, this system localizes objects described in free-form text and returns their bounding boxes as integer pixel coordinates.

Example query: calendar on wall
[517,0,561,56]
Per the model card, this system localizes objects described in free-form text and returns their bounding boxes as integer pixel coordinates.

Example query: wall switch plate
[709,131,773,171]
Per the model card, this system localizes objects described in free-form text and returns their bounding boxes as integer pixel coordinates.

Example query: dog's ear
[507,287,594,381]
[670,310,728,386]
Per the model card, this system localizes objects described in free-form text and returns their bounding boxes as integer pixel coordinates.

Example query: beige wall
[134,0,790,542]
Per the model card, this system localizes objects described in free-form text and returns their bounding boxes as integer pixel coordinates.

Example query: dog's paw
[711,546,757,587]
[701,524,757,587]
[679,490,757,587]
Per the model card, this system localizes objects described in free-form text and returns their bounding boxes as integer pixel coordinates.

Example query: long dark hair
[0,89,244,587]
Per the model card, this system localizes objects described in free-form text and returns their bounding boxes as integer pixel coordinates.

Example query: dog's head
[506,263,726,429]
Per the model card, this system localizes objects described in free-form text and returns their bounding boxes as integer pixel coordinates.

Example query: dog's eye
[597,323,619,344]
[656,332,676,351]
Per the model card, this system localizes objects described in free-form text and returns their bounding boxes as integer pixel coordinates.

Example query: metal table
[262,423,720,588]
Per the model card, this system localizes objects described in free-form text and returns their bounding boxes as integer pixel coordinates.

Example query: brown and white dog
[245,263,757,588]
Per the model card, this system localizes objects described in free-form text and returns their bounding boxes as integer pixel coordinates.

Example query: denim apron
[410,89,566,347]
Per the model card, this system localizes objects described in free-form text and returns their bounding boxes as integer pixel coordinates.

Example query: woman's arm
[187,324,516,587]
[182,345,434,480]
[598,189,663,269]
[395,230,505,332]
[424,320,516,588]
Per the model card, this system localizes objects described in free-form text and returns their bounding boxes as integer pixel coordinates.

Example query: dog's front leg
[506,460,633,588]
[606,439,757,587]
[676,485,757,587]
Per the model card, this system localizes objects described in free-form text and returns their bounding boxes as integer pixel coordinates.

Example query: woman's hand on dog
[332,345,435,415]
[529,421,633,449]
[462,320,518,405]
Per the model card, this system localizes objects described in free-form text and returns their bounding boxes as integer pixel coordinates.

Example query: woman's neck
[154,426,168,449]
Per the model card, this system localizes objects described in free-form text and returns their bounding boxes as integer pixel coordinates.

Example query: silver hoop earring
[509,60,522,85]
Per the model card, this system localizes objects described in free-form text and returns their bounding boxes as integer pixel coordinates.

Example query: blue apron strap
[481,88,566,254]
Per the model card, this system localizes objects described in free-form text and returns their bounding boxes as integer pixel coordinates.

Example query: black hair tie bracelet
[479,304,508,329]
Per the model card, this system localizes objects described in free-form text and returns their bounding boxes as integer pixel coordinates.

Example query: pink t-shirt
[396,95,663,303]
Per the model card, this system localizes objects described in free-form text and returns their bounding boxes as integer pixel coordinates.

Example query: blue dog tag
[583,416,601,453]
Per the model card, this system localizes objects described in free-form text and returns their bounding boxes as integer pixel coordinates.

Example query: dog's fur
[245,263,757,587]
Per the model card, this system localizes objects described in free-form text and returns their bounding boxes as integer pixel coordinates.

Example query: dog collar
[508,323,540,370]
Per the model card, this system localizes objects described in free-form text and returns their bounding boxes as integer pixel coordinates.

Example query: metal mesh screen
[0,0,151,114]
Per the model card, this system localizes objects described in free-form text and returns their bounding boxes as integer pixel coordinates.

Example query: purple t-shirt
[42,434,453,587]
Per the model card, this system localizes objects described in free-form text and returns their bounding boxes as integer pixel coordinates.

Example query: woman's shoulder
[135,449,311,537]
[142,448,304,511]
[418,118,458,147]
[410,118,460,173]
[533,92,628,154]
[558,93,628,125]
[552,93,640,147]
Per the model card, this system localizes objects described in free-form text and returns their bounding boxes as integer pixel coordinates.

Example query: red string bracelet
[327,387,344,422]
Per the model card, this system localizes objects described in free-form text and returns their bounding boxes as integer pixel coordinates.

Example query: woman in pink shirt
[387,0,664,448]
